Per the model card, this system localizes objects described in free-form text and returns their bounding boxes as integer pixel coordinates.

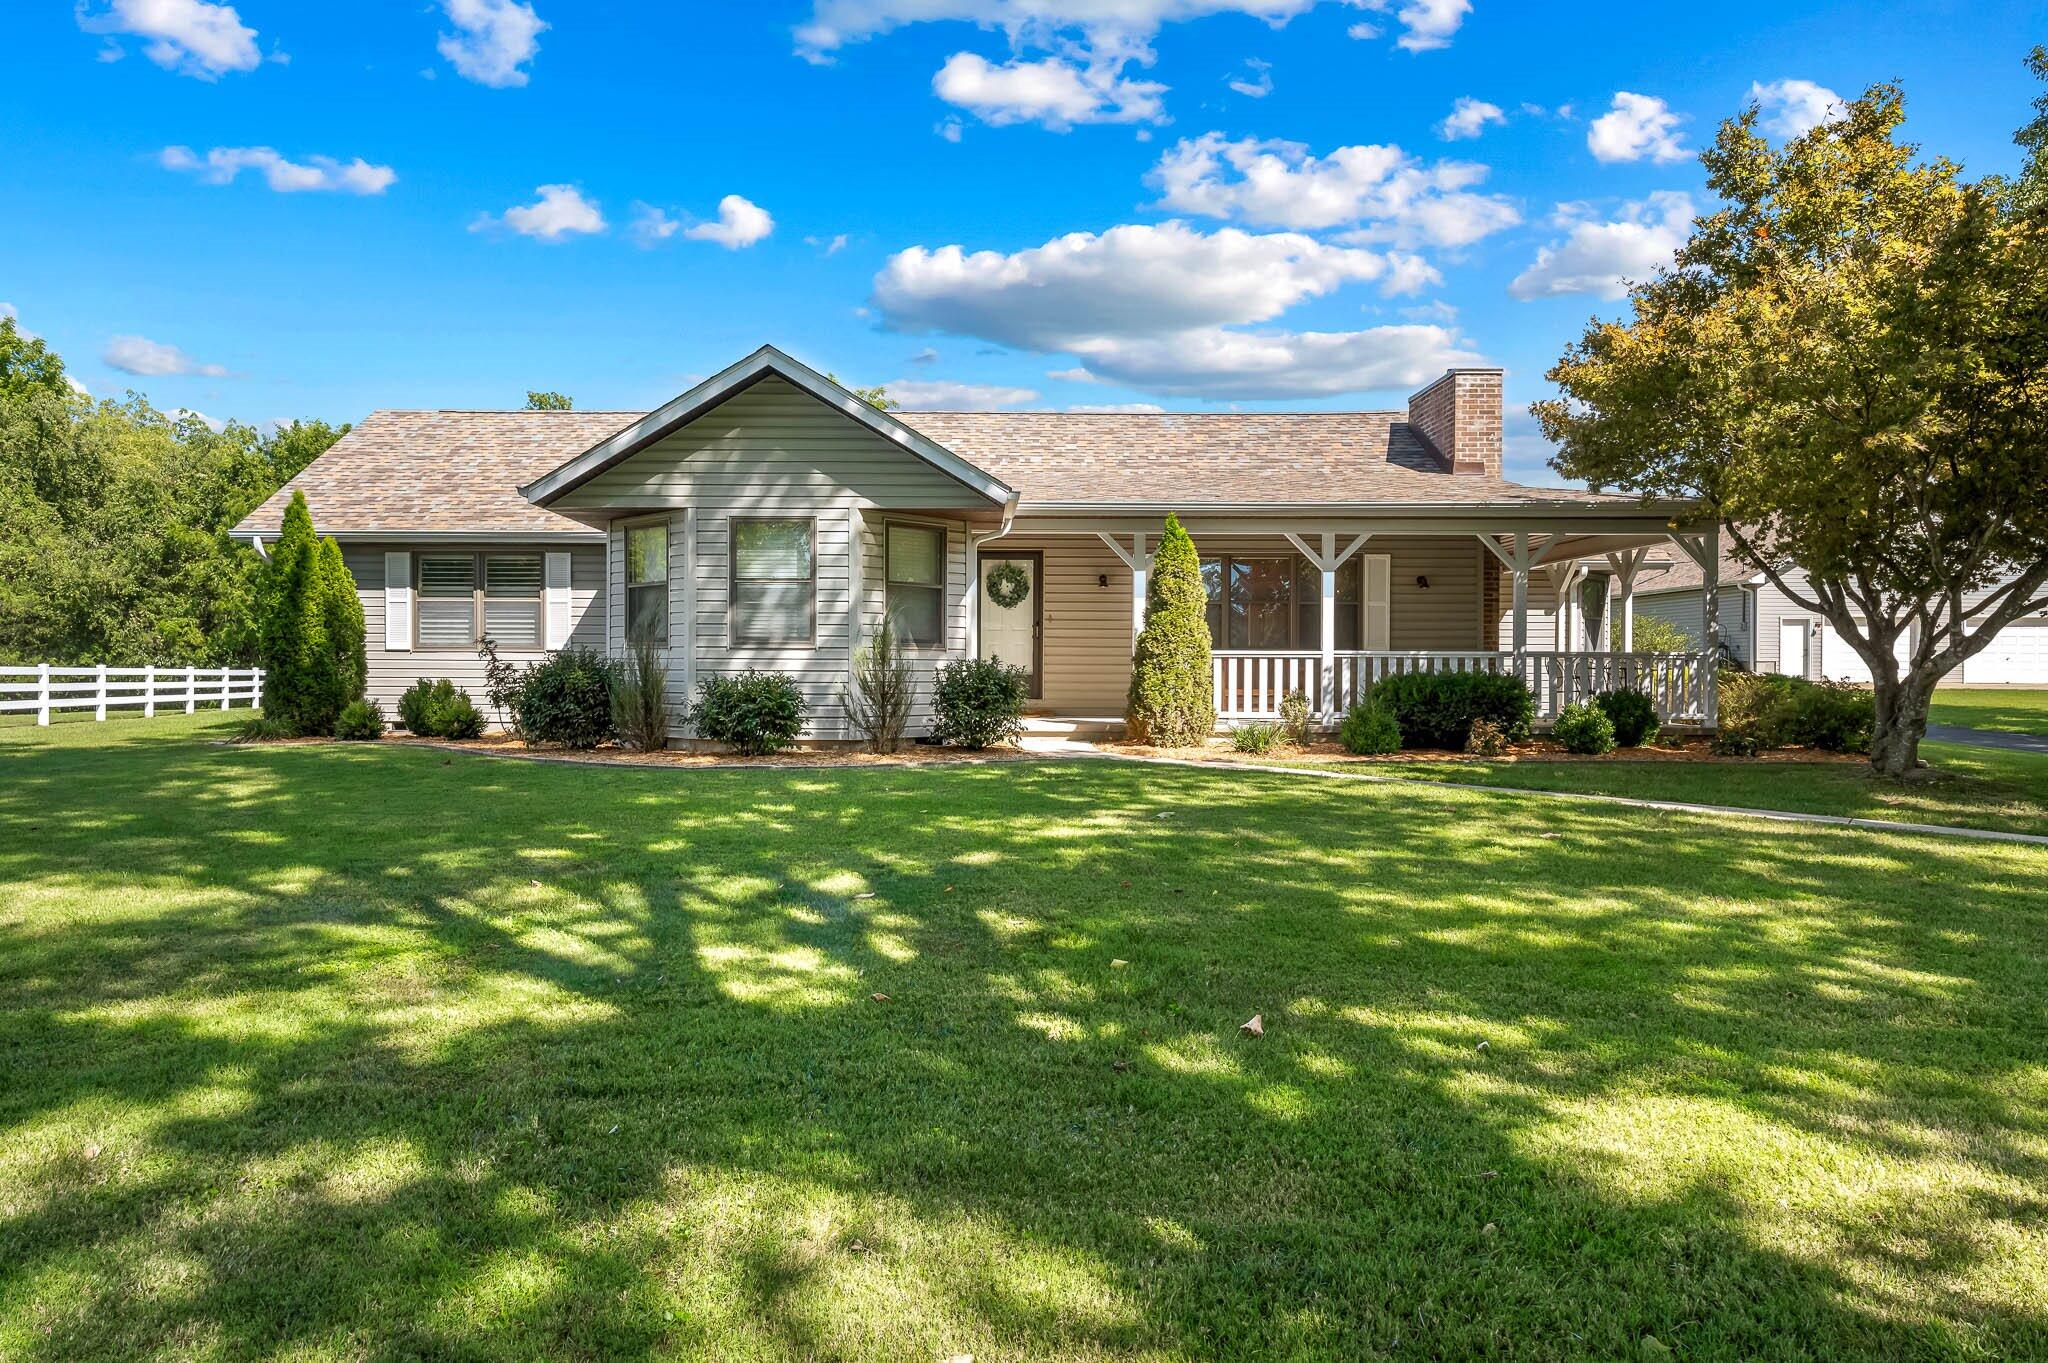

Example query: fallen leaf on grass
[871,993,891,1003]
[1110,958,1128,968]
[853,892,877,900]
[1240,1014,1264,1037]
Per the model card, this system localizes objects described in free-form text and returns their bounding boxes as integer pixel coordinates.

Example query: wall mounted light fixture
[1415,575,1431,590]
[1098,573,1110,588]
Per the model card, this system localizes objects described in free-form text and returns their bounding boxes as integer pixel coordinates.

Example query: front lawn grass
[1264,740,2048,838]
[3,714,2046,1361]
[1930,687,2048,736]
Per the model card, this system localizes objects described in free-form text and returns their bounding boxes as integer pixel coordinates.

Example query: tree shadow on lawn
[1,731,2045,1360]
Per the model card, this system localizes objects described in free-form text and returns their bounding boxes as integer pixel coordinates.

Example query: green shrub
[1613,614,1694,654]
[1553,701,1617,755]
[1277,691,1313,746]
[932,657,1029,750]
[1338,700,1401,755]
[1594,688,1660,747]
[611,638,670,752]
[397,677,455,734]
[515,645,617,749]
[1780,681,1874,753]
[1711,728,1762,757]
[1718,671,1801,748]
[1231,722,1281,755]
[333,698,385,741]
[1125,514,1214,745]
[1368,670,1534,749]
[689,671,807,755]
[430,689,484,740]
[233,712,294,742]
[1464,717,1508,756]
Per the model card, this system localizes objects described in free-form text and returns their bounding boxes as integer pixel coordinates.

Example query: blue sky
[5,0,2043,483]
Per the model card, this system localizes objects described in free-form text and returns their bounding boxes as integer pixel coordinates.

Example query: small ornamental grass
[610,638,670,753]
[688,671,807,756]
[1339,699,1402,755]
[1231,722,1281,755]
[1277,691,1314,746]
[1553,700,1617,755]
[932,657,1029,750]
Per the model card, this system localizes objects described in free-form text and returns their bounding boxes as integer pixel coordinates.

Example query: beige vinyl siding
[1009,534,1490,715]
[344,542,603,723]
[1496,568,1561,651]
[855,515,974,733]
[552,376,992,512]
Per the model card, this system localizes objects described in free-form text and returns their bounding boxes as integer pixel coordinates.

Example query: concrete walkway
[1926,723,2048,756]
[1073,747,2048,849]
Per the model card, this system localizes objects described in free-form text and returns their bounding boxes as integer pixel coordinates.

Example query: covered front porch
[970,510,1726,731]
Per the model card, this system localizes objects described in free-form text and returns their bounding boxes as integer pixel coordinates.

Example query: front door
[979,553,1041,698]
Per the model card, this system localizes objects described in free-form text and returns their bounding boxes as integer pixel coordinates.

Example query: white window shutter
[384,552,413,651]
[1364,553,1391,651]
[544,551,573,650]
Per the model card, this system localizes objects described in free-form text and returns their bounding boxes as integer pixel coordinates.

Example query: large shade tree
[1536,72,2048,778]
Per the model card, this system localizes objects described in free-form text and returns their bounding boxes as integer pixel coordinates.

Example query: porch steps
[1021,714,1126,740]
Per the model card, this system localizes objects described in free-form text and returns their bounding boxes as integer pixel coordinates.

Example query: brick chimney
[1406,368,1503,478]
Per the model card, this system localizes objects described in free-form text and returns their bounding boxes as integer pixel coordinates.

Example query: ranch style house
[233,345,1729,741]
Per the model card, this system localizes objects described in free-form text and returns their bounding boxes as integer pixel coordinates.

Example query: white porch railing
[1211,650,1714,725]
[0,665,264,726]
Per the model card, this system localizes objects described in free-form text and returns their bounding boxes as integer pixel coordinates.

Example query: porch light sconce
[1098,573,1110,588]
[1415,575,1431,590]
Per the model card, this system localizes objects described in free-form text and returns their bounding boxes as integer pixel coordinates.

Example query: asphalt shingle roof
[235,404,1638,539]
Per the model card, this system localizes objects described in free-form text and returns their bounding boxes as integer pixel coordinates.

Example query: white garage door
[1959,620,2048,684]
[1817,620,1910,685]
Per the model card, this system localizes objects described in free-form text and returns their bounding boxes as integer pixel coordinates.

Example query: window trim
[412,551,548,652]
[884,518,949,650]
[729,515,818,648]
[623,516,671,648]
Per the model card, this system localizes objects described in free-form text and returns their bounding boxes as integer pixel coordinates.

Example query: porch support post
[1606,548,1647,652]
[1319,534,1337,720]
[1097,530,1151,649]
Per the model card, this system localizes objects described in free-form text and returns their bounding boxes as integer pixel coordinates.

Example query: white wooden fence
[0,665,264,726]
[1212,649,1715,726]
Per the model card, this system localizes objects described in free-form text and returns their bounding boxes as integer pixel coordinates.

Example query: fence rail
[0,665,264,725]
[1212,650,1715,726]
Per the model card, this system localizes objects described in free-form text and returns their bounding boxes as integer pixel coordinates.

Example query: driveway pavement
[1926,723,2048,756]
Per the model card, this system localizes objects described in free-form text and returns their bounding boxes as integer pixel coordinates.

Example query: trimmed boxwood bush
[431,690,484,740]
[932,657,1029,750]
[1553,701,1617,755]
[1368,671,1533,750]
[515,645,618,749]
[689,670,807,755]
[397,678,481,738]
[1338,699,1401,755]
[333,698,385,741]
[1594,687,1659,747]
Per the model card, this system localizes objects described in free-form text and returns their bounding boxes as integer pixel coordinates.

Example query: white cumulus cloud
[628,203,681,246]
[1508,192,1694,300]
[797,1,1332,62]
[872,219,1476,398]
[887,378,1041,408]
[77,0,261,79]
[934,51,1165,128]
[473,184,605,240]
[684,195,774,249]
[1226,57,1272,98]
[1148,133,1519,248]
[1747,78,1844,139]
[160,145,396,194]
[438,0,546,88]
[1437,96,1504,141]
[104,334,230,378]
[1587,91,1688,164]
[1356,0,1469,52]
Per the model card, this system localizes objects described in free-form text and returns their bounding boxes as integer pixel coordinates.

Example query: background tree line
[0,317,346,666]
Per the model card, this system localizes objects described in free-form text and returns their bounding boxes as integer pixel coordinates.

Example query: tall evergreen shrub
[255,491,363,735]
[1125,514,1213,745]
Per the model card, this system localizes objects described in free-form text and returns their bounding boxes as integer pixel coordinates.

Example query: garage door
[1959,619,2048,684]
[1817,620,1910,685]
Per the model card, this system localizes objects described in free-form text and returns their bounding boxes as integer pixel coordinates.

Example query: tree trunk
[1868,672,1937,779]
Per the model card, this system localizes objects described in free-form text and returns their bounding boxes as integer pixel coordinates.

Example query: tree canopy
[524,390,573,410]
[1537,73,2048,777]
[0,323,348,666]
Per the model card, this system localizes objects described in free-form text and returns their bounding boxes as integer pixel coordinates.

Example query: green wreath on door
[985,560,1031,610]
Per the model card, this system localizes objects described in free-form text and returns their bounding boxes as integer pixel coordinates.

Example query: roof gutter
[229,528,608,545]
[1014,498,1702,517]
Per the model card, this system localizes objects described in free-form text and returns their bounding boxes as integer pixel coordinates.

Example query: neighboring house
[233,346,1728,739]
[1623,549,2048,685]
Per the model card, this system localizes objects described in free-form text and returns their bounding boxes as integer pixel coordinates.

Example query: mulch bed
[1112,737,1869,767]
